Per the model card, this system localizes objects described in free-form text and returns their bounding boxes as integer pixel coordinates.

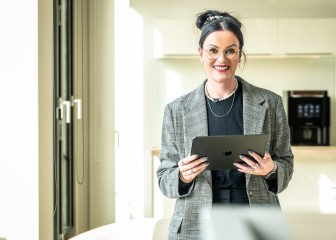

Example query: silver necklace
[205,80,238,118]
[206,91,236,118]
[205,79,238,102]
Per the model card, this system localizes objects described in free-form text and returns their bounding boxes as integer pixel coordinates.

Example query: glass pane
[60,0,72,233]
[54,0,73,238]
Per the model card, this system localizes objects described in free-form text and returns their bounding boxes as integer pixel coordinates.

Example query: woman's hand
[178,154,208,183]
[234,151,275,176]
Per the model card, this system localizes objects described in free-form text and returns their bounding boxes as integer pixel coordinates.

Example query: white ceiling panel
[131,0,336,19]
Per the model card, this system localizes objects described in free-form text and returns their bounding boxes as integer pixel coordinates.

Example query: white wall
[0,1,38,240]
[88,0,116,229]
[131,0,336,19]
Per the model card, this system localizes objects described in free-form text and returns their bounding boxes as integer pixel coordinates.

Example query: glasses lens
[205,48,239,60]
[205,49,219,60]
[225,48,239,60]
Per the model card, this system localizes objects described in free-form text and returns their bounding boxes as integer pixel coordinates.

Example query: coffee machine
[288,90,330,146]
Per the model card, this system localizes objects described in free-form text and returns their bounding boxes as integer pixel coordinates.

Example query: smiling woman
[156,9,294,240]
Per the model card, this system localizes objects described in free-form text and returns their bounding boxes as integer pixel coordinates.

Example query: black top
[178,80,249,204]
[206,81,249,204]
[178,79,277,199]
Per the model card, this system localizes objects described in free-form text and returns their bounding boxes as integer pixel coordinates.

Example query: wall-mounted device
[288,90,330,146]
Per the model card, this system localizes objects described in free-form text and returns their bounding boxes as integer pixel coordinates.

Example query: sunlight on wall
[0,1,38,239]
[319,174,336,214]
[153,28,163,58]
[152,154,175,219]
[165,70,182,104]
[115,0,144,222]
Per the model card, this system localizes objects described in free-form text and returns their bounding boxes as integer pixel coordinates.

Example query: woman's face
[198,30,240,84]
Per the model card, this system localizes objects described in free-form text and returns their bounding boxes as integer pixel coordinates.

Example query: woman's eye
[209,49,218,54]
[225,48,235,54]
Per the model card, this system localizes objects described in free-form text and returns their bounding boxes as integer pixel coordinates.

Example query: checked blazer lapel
[241,79,267,135]
[184,82,208,153]
[183,81,213,186]
[240,78,268,184]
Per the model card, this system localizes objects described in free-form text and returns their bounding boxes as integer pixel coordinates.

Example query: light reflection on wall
[153,28,162,58]
[319,174,336,214]
[115,3,144,221]
[165,70,182,104]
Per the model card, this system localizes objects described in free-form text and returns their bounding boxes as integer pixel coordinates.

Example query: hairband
[202,15,224,28]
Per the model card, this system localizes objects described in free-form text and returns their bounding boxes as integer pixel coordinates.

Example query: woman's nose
[217,51,226,62]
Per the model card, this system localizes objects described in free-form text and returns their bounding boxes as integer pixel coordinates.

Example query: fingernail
[233,163,238,167]
[203,157,208,162]
[239,154,244,159]
[248,150,253,155]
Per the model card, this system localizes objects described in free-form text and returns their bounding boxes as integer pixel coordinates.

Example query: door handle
[57,98,71,123]
[72,98,82,120]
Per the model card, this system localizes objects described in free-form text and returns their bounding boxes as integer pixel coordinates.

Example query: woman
[157,10,294,239]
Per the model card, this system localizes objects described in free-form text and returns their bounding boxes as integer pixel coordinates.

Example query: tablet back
[190,134,268,170]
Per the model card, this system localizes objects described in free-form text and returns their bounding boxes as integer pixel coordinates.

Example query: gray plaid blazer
[157,77,294,240]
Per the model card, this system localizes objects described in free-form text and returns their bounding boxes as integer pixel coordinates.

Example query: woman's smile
[213,64,230,72]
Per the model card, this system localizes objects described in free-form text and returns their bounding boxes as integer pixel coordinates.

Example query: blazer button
[249,191,253,196]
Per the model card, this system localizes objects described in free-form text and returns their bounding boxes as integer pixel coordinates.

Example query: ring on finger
[252,163,259,170]
[189,168,194,175]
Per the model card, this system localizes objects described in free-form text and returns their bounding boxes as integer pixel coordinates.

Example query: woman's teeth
[214,66,229,70]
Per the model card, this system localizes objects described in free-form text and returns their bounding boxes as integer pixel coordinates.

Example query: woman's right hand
[178,154,208,183]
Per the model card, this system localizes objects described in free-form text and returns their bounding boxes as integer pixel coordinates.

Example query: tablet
[190,134,269,170]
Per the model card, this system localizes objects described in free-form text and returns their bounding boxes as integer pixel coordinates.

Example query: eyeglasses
[203,48,241,60]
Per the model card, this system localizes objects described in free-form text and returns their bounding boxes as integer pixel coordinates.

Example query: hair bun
[195,10,241,30]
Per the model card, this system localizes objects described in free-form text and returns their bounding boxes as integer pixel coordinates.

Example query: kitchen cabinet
[278,19,336,54]
[154,19,200,58]
[242,19,278,55]
[153,18,336,58]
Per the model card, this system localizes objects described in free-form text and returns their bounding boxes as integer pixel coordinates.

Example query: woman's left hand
[234,151,275,176]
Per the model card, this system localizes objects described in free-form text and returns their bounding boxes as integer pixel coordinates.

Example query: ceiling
[131,0,336,19]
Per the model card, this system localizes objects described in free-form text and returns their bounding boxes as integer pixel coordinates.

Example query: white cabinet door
[154,18,336,57]
[154,19,200,58]
[278,19,336,54]
[154,19,278,57]
[242,19,278,55]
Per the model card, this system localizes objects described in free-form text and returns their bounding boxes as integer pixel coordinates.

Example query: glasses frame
[203,48,241,60]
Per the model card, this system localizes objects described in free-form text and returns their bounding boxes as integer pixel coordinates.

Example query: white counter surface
[292,146,336,161]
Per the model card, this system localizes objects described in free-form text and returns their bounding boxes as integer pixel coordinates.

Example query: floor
[279,146,336,214]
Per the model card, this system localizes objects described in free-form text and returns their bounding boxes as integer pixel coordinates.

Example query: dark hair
[195,10,244,51]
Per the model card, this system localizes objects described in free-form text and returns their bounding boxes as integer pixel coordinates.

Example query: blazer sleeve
[156,104,195,199]
[269,96,294,194]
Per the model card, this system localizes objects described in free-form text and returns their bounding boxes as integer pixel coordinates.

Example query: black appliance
[288,90,330,146]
